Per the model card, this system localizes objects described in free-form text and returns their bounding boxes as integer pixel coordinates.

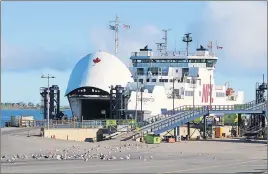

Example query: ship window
[146,79,150,82]
[137,68,144,75]
[216,92,225,97]
[138,79,143,83]
[176,69,178,73]
[160,79,167,82]
[148,67,160,76]
[134,79,137,82]
[170,79,173,82]
[185,91,193,96]
[152,79,156,82]
[141,60,150,63]
[187,79,191,83]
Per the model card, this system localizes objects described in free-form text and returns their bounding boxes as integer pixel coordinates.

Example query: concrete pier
[1,127,267,173]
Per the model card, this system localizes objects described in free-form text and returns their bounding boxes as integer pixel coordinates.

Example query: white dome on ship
[65,51,133,96]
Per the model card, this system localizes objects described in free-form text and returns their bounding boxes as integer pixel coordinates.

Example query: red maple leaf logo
[93,57,101,64]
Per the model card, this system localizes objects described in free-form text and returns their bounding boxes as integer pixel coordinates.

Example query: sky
[1,1,267,106]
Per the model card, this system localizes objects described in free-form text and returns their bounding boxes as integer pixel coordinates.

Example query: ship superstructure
[126,31,244,117]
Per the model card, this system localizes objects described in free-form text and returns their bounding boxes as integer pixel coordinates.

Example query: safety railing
[140,99,266,128]
[144,109,208,135]
[142,105,207,127]
[135,99,267,136]
[139,107,207,133]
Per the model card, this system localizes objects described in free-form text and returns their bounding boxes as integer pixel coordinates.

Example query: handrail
[141,98,267,127]
[135,99,267,137]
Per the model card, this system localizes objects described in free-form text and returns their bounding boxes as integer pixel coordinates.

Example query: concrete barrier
[43,128,104,142]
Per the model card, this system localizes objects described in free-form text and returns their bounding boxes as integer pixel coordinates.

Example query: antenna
[163,29,171,56]
[208,41,213,52]
[183,33,192,56]
[174,37,177,52]
[155,29,171,56]
[109,15,121,57]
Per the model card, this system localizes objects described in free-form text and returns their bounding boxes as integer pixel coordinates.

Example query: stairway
[138,107,208,136]
[134,99,267,139]
[242,126,264,137]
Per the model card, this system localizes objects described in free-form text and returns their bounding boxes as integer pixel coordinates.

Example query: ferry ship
[65,31,244,121]
[125,32,244,117]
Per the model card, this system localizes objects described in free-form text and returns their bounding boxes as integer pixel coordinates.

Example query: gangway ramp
[135,100,267,138]
[242,126,264,137]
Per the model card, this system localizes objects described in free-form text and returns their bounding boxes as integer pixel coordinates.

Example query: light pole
[192,78,201,113]
[134,72,139,127]
[41,74,55,130]
[172,78,175,115]
[140,85,144,121]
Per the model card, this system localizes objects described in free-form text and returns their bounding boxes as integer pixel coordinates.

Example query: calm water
[1,109,72,127]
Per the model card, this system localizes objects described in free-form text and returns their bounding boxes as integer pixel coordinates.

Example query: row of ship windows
[185,91,226,97]
[184,91,202,96]
[133,59,217,63]
[134,78,202,84]
[216,92,225,97]
[133,63,215,68]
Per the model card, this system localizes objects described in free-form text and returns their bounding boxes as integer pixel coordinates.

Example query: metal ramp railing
[242,126,264,137]
[137,107,208,137]
[140,98,267,128]
[134,99,267,138]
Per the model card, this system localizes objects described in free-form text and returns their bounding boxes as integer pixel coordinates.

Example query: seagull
[11,157,16,162]
[120,157,124,160]
[56,155,61,160]
[150,156,153,159]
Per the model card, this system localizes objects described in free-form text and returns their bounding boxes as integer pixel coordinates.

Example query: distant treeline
[1,102,70,110]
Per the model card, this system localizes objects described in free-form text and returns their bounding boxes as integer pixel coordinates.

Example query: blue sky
[2,1,267,106]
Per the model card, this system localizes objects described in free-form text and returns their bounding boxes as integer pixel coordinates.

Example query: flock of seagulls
[1,143,157,163]
[1,143,217,164]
